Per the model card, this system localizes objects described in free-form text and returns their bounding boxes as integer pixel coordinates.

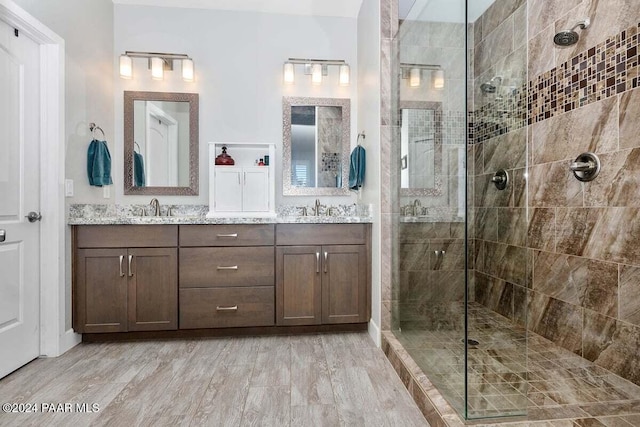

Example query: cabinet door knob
[119,255,125,277]
[216,265,238,270]
[128,255,133,277]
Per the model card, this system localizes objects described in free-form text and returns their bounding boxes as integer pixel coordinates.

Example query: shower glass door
[392,0,529,420]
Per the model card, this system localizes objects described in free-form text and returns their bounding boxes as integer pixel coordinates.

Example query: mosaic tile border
[473,21,640,144]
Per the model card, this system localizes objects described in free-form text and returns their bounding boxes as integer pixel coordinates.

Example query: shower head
[480,76,502,94]
[554,19,590,46]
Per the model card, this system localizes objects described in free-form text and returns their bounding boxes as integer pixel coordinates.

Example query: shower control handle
[570,152,601,182]
[569,161,595,172]
[491,169,509,190]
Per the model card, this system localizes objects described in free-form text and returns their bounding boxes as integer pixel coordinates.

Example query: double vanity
[71,215,371,338]
[71,92,371,338]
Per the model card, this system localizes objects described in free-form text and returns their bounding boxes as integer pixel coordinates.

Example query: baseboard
[368,319,381,347]
[59,328,81,355]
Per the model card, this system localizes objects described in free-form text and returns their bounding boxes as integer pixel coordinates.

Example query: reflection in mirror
[283,97,351,196]
[400,101,443,197]
[124,91,199,195]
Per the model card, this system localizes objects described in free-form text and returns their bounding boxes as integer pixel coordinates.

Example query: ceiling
[111,0,364,18]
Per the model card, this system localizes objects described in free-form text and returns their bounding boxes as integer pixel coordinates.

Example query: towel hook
[89,122,106,140]
[357,131,366,146]
[134,141,141,152]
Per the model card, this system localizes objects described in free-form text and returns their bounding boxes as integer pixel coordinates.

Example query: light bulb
[409,68,420,87]
[151,57,164,80]
[339,64,350,86]
[433,69,445,90]
[119,55,132,79]
[182,58,194,82]
[283,62,295,84]
[311,63,322,85]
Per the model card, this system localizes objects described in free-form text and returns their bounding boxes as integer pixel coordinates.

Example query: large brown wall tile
[584,149,640,207]
[619,265,640,326]
[529,292,583,355]
[620,88,640,150]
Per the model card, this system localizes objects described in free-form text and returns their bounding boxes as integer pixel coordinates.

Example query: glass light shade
[409,68,421,87]
[119,55,133,79]
[339,64,350,86]
[182,58,194,82]
[151,57,164,80]
[433,69,445,89]
[283,62,295,84]
[311,63,322,85]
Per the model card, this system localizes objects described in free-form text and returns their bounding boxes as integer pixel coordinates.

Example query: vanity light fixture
[401,63,444,90]
[283,58,350,86]
[119,51,195,82]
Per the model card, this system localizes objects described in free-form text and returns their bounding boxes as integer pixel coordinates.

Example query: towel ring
[89,122,106,140]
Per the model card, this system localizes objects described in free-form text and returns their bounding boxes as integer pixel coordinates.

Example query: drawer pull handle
[128,255,134,277]
[316,252,320,273]
[217,265,238,270]
[119,255,125,277]
[217,233,238,238]
[216,305,238,311]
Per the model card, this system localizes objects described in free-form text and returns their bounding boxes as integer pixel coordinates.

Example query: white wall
[357,0,381,343]
[12,0,114,333]
[114,5,359,207]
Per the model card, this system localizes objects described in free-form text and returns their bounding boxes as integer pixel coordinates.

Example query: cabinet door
[322,245,368,324]
[128,248,177,331]
[214,167,243,212]
[75,249,127,333]
[276,246,322,326]
[243,167,269,212]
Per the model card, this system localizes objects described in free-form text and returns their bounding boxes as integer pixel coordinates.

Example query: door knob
[0,229,5,243]
[26,212,42,223]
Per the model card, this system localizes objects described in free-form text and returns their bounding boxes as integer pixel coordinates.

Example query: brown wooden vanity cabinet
[73,226,178,333]
[276,224,370,326]
[178,224,276,329]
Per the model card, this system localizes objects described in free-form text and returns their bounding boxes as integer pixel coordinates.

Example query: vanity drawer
[276,224,368,246]
[75,225,178,248]
[179,287,274,329]
[179,224,275,247]
[179,247,274,288]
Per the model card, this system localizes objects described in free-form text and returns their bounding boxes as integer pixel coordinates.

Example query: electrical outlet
[64,179,74,197]
[103,186,111,199]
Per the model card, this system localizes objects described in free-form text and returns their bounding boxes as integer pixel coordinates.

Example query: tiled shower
[383,0,640,424]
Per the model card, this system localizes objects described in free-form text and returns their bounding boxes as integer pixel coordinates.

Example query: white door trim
[0,0,77,357]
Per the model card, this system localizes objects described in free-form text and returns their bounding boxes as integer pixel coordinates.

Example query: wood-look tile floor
[0,332,428,427]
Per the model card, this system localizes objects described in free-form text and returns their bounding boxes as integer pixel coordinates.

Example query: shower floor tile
[393,302,640,424]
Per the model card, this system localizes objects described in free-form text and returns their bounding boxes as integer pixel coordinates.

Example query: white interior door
[0,19,41,379]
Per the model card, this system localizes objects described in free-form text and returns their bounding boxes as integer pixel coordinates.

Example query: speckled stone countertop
[67,204,373,225]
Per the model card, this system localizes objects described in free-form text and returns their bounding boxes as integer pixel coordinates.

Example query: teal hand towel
[134,151,146,187]
[349,145,366,190]
[87,139,113,187]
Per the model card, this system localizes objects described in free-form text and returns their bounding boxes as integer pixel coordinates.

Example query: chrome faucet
[149,198,160,216]
[299,206,308,216]
[412,199,421,216]
[313,199,322,216]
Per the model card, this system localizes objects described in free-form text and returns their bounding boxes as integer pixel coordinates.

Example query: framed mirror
[283,96,351,196]
[400,101,443,197]
[124,91,199,195]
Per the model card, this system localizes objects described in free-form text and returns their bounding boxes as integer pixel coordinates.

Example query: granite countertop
[67,204,373,225]
[67,215,373,225]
